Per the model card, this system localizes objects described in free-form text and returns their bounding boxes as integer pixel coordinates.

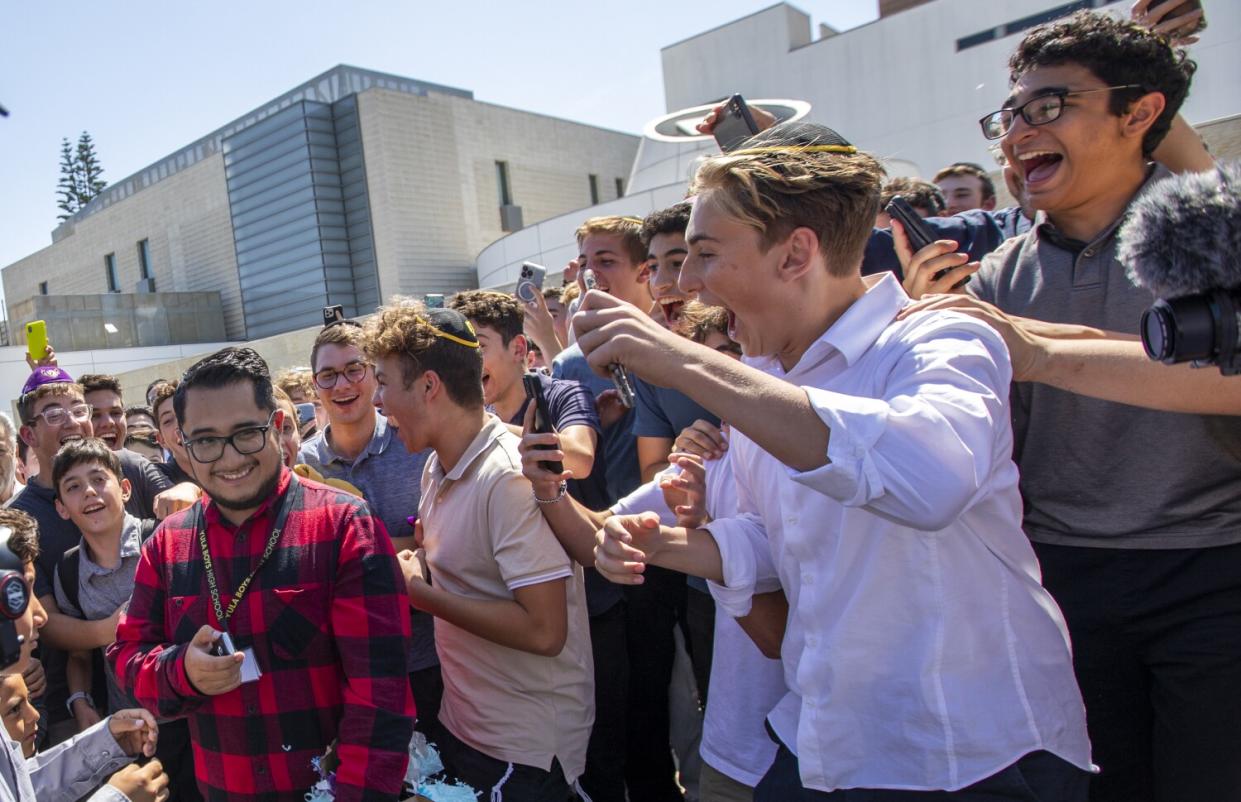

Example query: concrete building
[3,65,638,344]
[477,0,1241,288]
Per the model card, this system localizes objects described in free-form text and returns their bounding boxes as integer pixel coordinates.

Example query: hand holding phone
[887,196,970,288]
[25,321,48,363]
[522,374,564,475]
[579,270,636,407]
[712,94,761,153]
[1132,0,1204,43]
[516,262,547,304]
[322,305,345,327]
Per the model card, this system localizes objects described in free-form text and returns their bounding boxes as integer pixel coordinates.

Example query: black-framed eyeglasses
[314,360,370,390]
[180,412,276,463]
[25,403,92,428]
[978,85,1143,140]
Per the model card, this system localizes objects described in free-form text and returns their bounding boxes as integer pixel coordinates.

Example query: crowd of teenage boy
[0,4,1235,802]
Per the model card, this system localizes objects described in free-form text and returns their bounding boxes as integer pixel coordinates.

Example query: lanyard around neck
[196,477,300,631]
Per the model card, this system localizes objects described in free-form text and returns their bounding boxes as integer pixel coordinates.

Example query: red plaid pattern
[107,468,415,802]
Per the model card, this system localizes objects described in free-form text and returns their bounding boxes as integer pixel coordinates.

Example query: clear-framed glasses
[978,85,1143,140]
[314,360,370,390]
[180,412,276,463]
[26,403,91,428]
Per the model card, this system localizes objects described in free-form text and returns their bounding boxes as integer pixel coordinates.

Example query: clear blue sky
[0,1,877,288]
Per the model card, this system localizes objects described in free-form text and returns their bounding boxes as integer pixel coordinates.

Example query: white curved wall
[476,183,689,290]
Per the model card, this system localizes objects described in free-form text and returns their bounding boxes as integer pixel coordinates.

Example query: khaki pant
[700,761,754,802]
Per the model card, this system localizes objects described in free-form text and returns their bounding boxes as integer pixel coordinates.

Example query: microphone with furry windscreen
[1118,161,1241,375]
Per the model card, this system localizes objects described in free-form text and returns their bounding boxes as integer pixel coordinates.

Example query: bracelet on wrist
[533,481,568,505]
[66,691,94,716]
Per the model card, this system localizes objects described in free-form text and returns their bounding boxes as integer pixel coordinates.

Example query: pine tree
[55,137,81,221]
[75,131,106,202]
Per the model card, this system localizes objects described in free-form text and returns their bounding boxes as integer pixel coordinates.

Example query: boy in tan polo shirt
[364,301,594,801]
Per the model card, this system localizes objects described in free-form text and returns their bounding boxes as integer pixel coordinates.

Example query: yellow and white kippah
[419,312,480,349]
[729,144,858,157]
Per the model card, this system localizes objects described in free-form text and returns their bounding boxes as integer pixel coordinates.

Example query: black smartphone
[887,196,971,287]
[322,305,345,327]
[522,373,564,475]
[425,294,445,309]
[713,94,760,153]
[886,196,936,251]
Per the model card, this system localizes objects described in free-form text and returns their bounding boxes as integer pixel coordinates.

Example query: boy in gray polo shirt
[905,12,1239,802]
[50,438,200,801]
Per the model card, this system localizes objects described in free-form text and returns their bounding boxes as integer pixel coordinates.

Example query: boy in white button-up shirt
[576,122,1093,801]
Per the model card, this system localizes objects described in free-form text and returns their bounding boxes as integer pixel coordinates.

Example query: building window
[104,253,119,293]
[615,177,625,197]
[137,239,152,280]
[495,161,512,206]
[589,174,600,205]
[956,0,1096,51]
[38,282,48,296]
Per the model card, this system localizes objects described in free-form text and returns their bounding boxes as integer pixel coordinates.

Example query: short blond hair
[690,135,884,277]
[575,216,646,265]
[274,369,314,401]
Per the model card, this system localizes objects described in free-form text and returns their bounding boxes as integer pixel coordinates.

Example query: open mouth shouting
[659,299,686,327]
[1016,149,1064,189]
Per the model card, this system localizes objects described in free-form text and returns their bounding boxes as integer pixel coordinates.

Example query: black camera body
[0,540,30,672]
[1118,163,1241,377]
[1141,288,1241,375]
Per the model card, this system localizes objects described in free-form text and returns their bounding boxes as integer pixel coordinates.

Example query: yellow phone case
[25,320,47,361]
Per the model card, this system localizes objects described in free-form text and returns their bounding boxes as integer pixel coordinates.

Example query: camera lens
[1141,295,1224,365]
[1141,303,1174,361]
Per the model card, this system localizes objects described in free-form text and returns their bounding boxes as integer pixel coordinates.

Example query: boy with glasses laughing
[905,11,1241,801]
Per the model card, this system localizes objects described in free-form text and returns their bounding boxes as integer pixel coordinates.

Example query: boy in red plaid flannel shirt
[107,347,414,802]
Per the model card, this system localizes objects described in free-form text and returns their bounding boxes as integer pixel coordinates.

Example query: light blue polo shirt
[299,413,437,671]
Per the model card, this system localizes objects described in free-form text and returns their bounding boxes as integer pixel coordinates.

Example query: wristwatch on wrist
[66,691,95,716]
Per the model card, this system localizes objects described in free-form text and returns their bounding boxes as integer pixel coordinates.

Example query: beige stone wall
[1199,114,1241,163]
[113,323,322,407]
[2,154,244,339]
[6,87,639,345]
[358,88,638,300]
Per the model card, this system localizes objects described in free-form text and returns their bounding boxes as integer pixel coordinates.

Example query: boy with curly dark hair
[905,11,1238,801]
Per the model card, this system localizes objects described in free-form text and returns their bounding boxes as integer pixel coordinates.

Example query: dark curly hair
[448,290,523,344]
[640,202,692,249]
[1008,10,1196,157]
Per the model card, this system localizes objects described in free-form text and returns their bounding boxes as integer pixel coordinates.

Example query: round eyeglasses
[314,361,370,390]
[26,403,91,428]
